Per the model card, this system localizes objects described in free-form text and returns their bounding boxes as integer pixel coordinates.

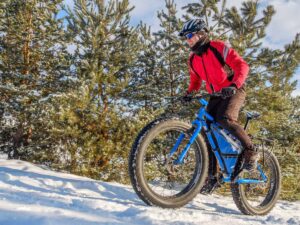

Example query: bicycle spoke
[143,129,198,198]
[240,152,275,207]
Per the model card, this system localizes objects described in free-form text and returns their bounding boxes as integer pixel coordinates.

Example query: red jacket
[187,40,249,94]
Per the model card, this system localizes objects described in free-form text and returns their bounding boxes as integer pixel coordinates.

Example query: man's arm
[187,54,202,93]
[225,47,249,89]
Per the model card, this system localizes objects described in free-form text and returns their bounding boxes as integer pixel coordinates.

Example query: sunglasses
[185,31,206,40]
[185,32,195,40]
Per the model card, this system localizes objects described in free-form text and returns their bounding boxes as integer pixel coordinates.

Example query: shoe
[200,175,221,194]
[243,147,260,172]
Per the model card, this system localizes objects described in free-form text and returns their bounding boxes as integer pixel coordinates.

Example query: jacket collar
[191,41,210,56]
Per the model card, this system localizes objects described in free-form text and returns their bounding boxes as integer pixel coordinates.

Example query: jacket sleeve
[225,47,249,89]
[187,54,202,93]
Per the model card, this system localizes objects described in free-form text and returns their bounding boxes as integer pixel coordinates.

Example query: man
[179,19,258,172]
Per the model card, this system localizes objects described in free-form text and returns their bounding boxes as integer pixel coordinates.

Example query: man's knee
[217,116,237,129]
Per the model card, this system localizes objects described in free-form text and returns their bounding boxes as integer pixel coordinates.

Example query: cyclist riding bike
[179,19,258,172]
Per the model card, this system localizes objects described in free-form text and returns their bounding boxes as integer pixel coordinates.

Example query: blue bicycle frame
[169,97,267,185]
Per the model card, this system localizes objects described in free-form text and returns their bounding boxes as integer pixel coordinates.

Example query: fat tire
[128,117,208,208]
[231,149,281,215]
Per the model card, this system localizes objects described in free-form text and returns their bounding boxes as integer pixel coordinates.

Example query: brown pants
[206,87,253,150]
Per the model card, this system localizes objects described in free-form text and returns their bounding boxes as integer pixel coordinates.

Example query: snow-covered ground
[0,160,299,225]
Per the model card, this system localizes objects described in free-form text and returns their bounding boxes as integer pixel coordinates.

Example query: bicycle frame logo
[168,97,267,185]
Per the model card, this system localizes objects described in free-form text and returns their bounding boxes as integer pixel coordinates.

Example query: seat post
[244,111,260,130]
[244,118,250,130]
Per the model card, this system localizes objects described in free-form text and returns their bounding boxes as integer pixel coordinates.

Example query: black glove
[182,92,193,103]
[221,86,237,98]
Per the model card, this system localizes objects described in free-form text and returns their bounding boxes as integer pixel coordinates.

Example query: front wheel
[128,117,208,208]
[231,148,281,215]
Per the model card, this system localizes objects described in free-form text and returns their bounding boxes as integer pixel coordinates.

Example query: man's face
[185,31,206,48]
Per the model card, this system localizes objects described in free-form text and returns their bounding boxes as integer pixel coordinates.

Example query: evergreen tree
[0,0,71,160]
[124,0,189,118]
[123,23,161,111]
[154,0,188,114]
[51,0,141,180]
[0,0,298,199]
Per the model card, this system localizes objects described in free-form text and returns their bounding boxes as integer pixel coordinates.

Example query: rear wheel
[128,117,208,208]
[231,148,281,215]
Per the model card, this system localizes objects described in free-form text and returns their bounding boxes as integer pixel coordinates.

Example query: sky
[63,0,300,96]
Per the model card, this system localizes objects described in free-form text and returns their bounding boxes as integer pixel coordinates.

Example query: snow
[0,160,299,225]
[0,154,7,160]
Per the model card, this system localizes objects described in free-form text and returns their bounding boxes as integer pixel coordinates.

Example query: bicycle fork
[168,121,202,165]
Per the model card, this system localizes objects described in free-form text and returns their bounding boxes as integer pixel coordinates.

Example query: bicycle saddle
[246,111,261,120]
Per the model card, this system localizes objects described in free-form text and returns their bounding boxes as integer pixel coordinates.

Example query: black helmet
[179,19,208,37]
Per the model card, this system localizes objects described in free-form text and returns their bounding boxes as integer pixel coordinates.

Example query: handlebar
[166,92,222,102]
[193,92,223,99]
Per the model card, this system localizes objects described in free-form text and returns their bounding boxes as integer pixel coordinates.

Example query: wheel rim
[141,127,200,198]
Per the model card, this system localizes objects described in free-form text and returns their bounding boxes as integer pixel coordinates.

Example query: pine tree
[151,0,190,115]
[51,0,141,180]
[124,0,190,119]
[0,0,71,160]
[123,23,161,111]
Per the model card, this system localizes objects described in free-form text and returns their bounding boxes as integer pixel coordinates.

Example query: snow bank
[0,159,299,225]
